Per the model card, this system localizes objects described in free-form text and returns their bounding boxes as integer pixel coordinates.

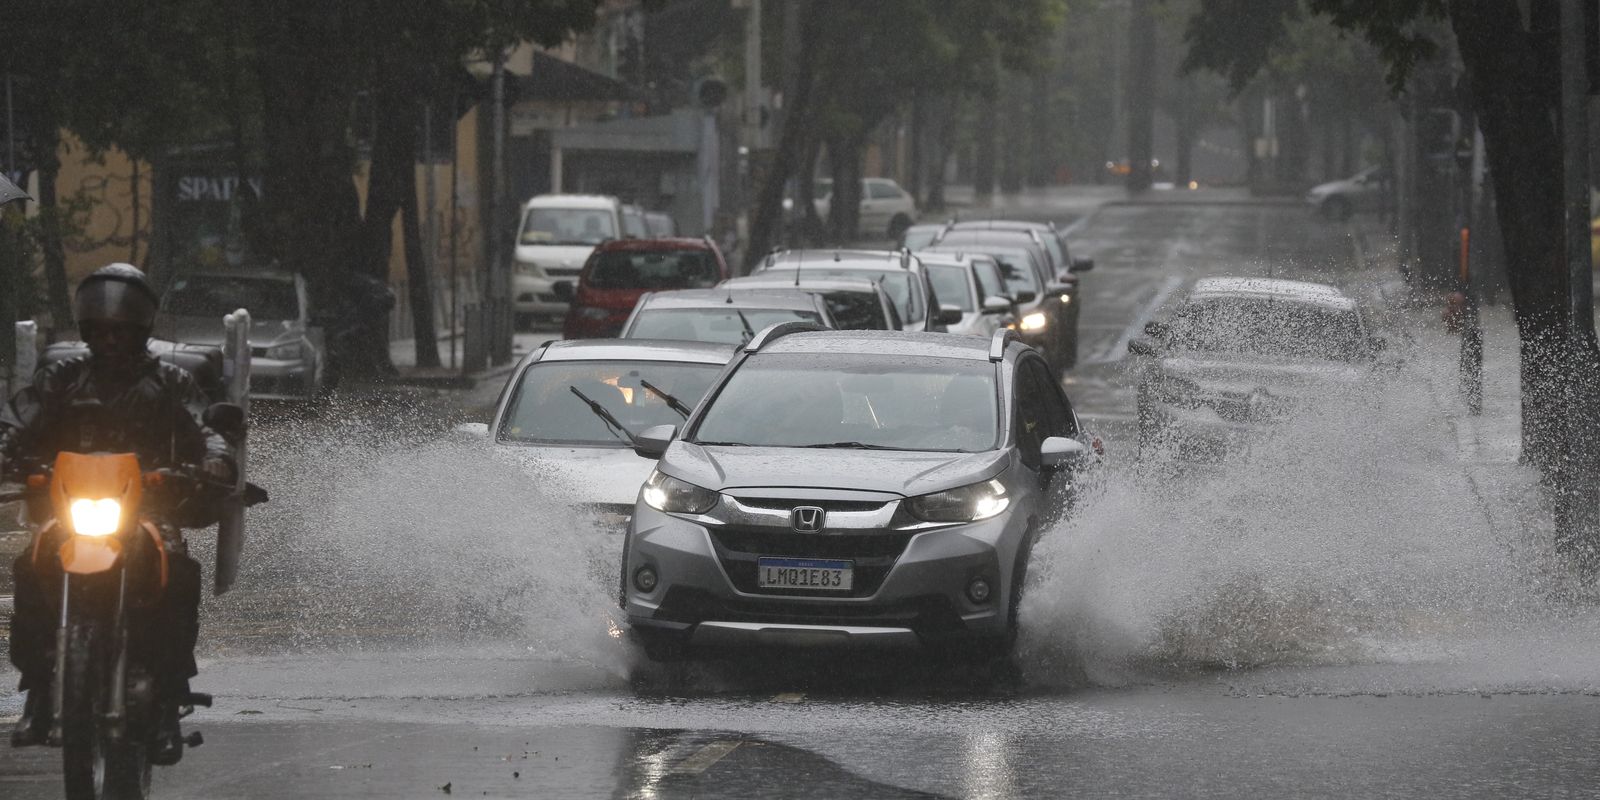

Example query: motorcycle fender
[58,536,122,575]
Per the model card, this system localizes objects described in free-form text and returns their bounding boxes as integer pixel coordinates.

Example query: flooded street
[8,193,1596,798]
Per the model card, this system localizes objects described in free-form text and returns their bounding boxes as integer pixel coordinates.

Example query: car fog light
[633,565,659,593]
[967,577,992,604]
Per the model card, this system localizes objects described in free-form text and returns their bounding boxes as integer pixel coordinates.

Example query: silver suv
[621,324,1099,661]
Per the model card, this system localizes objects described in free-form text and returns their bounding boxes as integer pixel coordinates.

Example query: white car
[513,194,627,326]
[917,251,1013,337]
[813,178,918,240]
[155,270,325,402]
[1306,166,1386,220]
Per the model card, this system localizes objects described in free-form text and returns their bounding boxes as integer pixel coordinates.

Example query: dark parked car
[619,288,836,345]
[718,274,902,330]
[560,238,730,340]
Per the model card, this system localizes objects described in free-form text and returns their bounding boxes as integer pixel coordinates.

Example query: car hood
[514,243,594,268]
[1157,353,1365,398]
[660,444,1010,497]
[504,444,655,508]
[157,315,300,348]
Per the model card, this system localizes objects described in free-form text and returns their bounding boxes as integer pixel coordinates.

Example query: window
[626,307,825,345]
[819,290,891,330]
[622,208,649,238]
[926,264,974,311]
[520,208,616,246]
[499,360,722,446]
[803,269,923,325]
[867,181,902,200]
[973,259,1006,301]
[1014,357,1074,468]
[692,354,998,452]
[585,250,719,291]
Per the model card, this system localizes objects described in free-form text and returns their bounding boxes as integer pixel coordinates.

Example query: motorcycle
[3,450,237,800]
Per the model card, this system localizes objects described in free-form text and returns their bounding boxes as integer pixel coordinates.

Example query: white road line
[1086,274,1184,365]
[669,740,742,775]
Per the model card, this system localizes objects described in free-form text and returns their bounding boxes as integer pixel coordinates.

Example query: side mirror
[634,423,678,459]
[1041,437,1089,470]
[937,304,965,326]
[981,296,1011,315]
[1143,321,1170,339]
[1013,290,1037,304]
[1127,338,1159,356]
[203,402,247,443]
[552,281,575,302]
[1070,257,1094,273]
[453,421,490,440]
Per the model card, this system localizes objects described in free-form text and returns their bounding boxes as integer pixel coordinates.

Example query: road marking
[771,692,805,704]
[1086,274,1184,365]
[669,740,742,775]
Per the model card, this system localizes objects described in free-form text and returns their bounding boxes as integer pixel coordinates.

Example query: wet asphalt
[9,190,1600,798]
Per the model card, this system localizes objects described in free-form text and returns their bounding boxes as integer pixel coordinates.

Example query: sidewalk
[380,328,555,389]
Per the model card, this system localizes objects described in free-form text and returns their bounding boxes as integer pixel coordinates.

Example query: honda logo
[791,506,826,532]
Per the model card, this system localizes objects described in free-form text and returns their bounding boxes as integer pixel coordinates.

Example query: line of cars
[474,219,1107,666]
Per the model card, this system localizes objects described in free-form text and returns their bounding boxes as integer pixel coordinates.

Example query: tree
[1183,0,1600,556]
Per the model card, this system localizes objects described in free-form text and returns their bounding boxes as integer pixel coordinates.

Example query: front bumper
[248,356,317,401]
[513,273,577,315]
[622,503,1016,650]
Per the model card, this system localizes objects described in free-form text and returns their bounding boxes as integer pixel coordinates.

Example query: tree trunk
[1125,0,1157,192]
[745,0,821,269]
[355,86,412,370]
[973,80,999,206]
[926,94,956,212]
[999,73,1025,195]
[1449,0,1600,476]
[32,126,71,333]
[908,88,924,205]
[826,133,865,243]
[401,147,441,369]
[795,132,824,245]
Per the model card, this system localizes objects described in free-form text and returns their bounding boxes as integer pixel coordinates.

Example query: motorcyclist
[3,263,235,764]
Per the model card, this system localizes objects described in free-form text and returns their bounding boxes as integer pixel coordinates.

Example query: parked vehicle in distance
[1306,166,1386,220]
[812,177,919,240]
[718,274,902,330]
[622,326,1100,663]
[916,251,1013,337]
[755,249,958,332]
[514,194,627,327]
[897,222,948,251]
[1128,277,1382,460]
[919,242,1063,371]
[482,339,735,529]
[619,288,836,345]
[944,220,1095,367]
[622,204,650,238]
[155,270,325,401]
[644,211,678,237]
[560,238,730,340]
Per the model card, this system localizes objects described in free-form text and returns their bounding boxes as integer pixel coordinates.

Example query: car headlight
[1018,312,1048,332]
[576,307,609,320]
[1058,294,1072,305]
[69,498,122,537]
[641,470,718,514]
[904,479,1009,523]
[261,342,302,360]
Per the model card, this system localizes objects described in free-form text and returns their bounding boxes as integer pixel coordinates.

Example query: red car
[559,237,731,339]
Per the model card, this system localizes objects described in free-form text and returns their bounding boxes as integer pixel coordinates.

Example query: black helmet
[74,263,159,330]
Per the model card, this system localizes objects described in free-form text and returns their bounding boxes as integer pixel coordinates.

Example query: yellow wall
[53,135,151,286]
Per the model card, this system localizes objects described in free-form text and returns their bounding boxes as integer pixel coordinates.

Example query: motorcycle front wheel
[60,623,151,800]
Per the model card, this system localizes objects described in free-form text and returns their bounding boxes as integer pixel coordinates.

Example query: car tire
[1322,196,1353,221]
[632,627,688,663]
[887,214,913,241]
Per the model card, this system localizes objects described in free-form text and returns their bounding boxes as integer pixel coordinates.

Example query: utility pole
[1558,0,1600,570]
[1125,0,1156,193]
[488,48,511,365]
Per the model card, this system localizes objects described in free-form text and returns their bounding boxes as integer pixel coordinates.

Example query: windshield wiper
[692,440,749,447]
[569,386,637,445]
[734,308,756,342]
[640,379,692,418]
[796,441,912,450]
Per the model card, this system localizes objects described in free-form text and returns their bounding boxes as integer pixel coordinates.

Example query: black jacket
[0,354,234,473]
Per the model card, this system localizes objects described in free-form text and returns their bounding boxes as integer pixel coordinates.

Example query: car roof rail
[989,328,1019,362]
[744,320,829,353]
[898,249,912,270]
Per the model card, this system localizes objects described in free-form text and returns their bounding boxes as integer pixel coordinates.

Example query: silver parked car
[621,325,1099,662]
[486,339,735,526]
[155,271,324,402]
[1306,165,1386,220]
[917,251,1014,337]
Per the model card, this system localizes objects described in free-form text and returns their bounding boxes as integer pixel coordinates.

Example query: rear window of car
[626,307,825,345]
[819,290,891,330]
[1169,297,1366,361]
[585,250,720,291]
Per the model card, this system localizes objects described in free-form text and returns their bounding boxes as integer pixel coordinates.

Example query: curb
[354,362,518,391]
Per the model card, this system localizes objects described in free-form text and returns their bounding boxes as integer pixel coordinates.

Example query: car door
[1015,355,1077,518]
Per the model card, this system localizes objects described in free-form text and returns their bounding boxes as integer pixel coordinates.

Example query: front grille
[728,497,887,515]
[709,528,915,598]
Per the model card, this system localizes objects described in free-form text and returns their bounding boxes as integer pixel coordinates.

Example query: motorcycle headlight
[641,470,718,514]
[262,342,302,360]
[69,498,122,537]
[1018,312,1048,332]
[904,479,1009,523]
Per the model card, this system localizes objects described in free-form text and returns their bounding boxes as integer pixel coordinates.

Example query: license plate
[757,557,853,591]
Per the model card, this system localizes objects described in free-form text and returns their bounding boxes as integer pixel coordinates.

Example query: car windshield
[1168,297,1366,361]
[799,269,921,323]
[626,308,825,345]
[587,250,719,290]
[901,227,941,250]
[693,354,999,452]
[926,264,974,312]
[818,290,890,330]
[164,276,299,320]
[499,360,722,446]
[520,208,616,246]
